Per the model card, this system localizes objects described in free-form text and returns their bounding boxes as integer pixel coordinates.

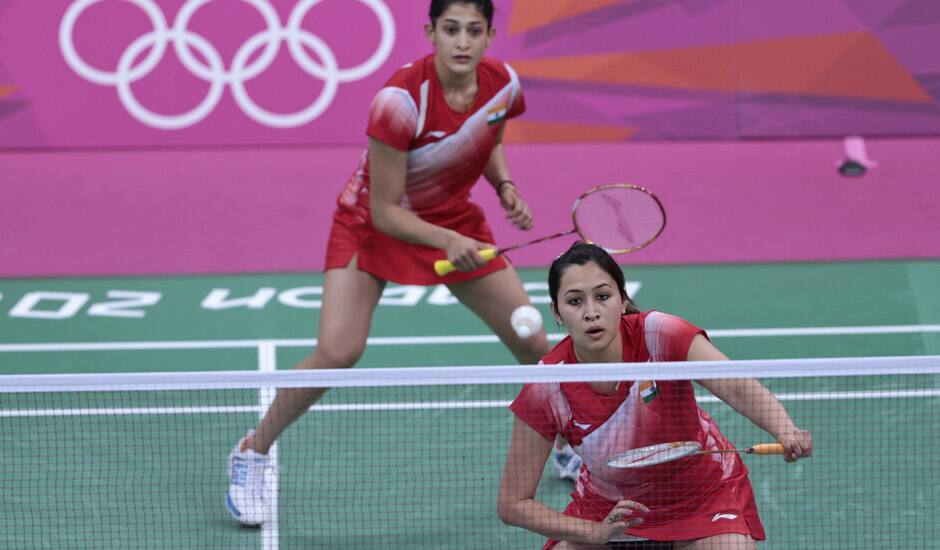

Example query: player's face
[552,262,626,362]
[426,3,493,77]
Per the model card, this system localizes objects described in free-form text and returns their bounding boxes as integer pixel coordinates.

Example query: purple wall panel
[2,0,939,146]
[2,137,938,277]
[2,1,939,276]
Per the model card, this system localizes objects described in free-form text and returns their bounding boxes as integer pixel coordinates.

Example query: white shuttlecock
[511,305,543,339]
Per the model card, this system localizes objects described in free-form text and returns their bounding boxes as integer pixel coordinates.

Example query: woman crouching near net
[497,242,813,549]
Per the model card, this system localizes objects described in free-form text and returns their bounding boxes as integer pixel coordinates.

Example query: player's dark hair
[548,242,640,314]
[429,0,495,28]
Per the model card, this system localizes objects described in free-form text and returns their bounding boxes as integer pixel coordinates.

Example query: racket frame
[433,183,666,276]
[571,183,667,254]
[499,183,666,255]
[605,440,702,469]
[606,441,786,469]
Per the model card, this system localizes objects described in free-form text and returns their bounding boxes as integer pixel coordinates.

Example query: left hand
[592,500,649,544]
[498,183,533,230]
[776,427,813,462]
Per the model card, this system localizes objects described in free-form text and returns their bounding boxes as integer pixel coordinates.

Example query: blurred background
[1,3,939,548]
[2,0,939,277]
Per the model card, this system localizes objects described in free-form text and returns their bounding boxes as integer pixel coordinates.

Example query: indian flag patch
[487,104,507,125]
[639,380,659,403]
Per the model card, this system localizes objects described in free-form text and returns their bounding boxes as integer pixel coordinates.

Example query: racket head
[605,440,701,469]
[572,184,666,254]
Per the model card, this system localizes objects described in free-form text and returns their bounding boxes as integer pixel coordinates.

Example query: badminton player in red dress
[226,0,551,525]
[498,243,813,549]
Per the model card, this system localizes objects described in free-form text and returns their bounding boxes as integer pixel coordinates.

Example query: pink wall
[2,137,937,277]
[3,1,939,277]
[2,0,939,146]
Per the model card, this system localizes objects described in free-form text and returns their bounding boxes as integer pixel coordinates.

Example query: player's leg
[446,263,550,363]
[674,534,756,549]
[448,264,582,480]
[244,257,385,454]
[227,257,385,525]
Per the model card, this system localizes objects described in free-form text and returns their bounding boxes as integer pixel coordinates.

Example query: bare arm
[482,127,532,230]
[497,417,647,544]
[368,137,490,272]
[482,126,512,186]
[690,335,813,462]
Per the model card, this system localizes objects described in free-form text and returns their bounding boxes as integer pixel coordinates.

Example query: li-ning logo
[59,0,396,129]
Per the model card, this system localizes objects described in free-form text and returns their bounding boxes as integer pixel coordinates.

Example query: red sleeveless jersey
[326,55,525,284]
[511,311,766,545]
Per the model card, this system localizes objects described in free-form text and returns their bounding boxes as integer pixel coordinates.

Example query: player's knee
[310,345,365,369]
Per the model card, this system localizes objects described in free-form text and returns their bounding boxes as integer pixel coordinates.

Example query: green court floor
[1,260,938,548]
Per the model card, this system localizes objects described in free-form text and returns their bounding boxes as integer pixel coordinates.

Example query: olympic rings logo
[59,0,395,129]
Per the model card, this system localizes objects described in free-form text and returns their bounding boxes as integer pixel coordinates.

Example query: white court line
[3,389,938,418]
[1,327,934,549]
[1,324,939,353]
[257,342,278,550]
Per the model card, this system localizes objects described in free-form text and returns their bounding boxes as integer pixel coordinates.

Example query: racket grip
[434,248,498,276]
[749,443,785,455]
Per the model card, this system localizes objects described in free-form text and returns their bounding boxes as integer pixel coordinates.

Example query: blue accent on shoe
[230,457,247,486]
[226,493,241,517]
[552,445,583,481]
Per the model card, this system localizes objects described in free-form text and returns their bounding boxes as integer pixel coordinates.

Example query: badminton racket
[434,184,666,276]
[605,441,784,469]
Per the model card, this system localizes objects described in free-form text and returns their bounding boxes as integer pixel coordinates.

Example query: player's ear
[482,25,495,51]
[550,303,563,327]
[425,22,435,43]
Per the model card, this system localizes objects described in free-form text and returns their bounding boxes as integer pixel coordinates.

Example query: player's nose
[583,307,601,322]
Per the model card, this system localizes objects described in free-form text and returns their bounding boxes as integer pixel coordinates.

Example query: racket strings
[574,187,665,253]
[607,441,700,468]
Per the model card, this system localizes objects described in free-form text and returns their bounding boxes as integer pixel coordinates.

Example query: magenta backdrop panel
[2,137,938,277]
[2,0,940,147]
[0,0,430,147]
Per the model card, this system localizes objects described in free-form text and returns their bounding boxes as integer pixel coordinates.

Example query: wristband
[495,180,515,194]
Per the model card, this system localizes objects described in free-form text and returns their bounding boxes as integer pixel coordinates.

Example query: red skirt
[324,201,507,285]
[544,473,765,548]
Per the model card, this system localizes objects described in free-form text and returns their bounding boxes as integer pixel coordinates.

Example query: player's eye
[567,297,582,306]
[596,293,610,302]
[443,26,458,35]
[468,27,483,37]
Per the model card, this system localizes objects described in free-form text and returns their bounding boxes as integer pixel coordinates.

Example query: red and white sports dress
[510,311,766,547]
[325,54,526,284]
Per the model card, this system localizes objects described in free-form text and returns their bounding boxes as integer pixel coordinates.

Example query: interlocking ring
[59,0,395,129]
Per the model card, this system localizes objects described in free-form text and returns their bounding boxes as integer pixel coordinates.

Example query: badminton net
[0,355,938,549]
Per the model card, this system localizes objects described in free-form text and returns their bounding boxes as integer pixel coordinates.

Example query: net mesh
[1,356,938,549]
[573,186,665,252]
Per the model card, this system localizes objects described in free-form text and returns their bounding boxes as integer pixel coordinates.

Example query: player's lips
[585,326,605,339]
[453,55,472,63]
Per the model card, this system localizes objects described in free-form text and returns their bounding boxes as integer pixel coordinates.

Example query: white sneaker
[226,432,272,526]
[551,444,582,482]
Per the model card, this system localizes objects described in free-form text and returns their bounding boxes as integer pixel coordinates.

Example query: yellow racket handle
[748,443,785,455]
[434,248,498,276]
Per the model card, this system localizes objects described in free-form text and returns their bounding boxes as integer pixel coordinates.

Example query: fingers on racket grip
[750,443,785,455]
[434,249,498,276]
[433,260,457,276]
